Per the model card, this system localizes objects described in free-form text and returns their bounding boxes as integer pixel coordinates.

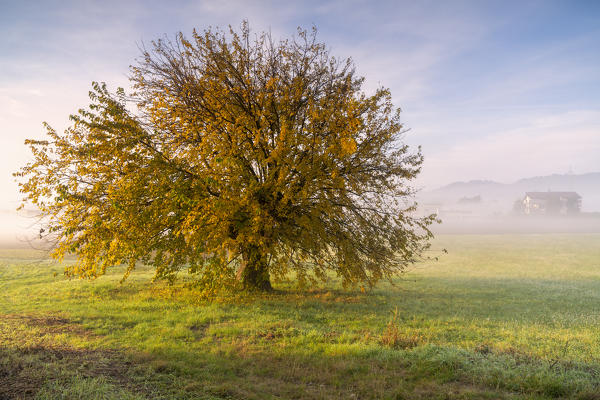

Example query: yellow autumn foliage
[16,22,436,293]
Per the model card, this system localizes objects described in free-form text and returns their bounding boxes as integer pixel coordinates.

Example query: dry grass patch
[381,308,423,350]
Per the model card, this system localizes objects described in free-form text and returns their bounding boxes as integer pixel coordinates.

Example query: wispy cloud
[419,110,600,188]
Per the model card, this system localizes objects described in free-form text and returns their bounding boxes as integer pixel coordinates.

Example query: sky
[1,0,599,217]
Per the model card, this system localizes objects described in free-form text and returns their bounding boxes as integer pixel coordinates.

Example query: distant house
[522,192,581,215]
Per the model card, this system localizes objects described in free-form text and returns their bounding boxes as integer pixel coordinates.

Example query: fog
[430,215,600,235]
[3,171,599,250]
[417,172,600,234]
[0,210,44,248]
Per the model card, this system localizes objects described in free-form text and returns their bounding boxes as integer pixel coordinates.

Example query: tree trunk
[241,245,272,291]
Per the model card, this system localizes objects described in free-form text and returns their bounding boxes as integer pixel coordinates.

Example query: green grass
[1,234,600,399]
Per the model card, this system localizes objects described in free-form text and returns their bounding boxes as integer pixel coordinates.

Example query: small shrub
[381,308,420,350]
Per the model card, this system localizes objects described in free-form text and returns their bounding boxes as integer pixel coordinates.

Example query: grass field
[1,234,600,399]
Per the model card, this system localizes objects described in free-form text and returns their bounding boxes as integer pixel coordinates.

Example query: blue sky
[1,0,599,214]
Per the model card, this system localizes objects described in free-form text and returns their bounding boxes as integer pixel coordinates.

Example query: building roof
[525,191,581,200]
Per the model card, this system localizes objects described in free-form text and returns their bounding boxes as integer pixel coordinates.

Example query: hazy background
[1,0,599,243]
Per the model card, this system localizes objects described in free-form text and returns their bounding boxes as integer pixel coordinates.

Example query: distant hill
[513,173,600,194]
[419,172,600,213]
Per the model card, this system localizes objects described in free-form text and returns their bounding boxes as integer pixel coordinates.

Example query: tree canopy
[16,23,436,292]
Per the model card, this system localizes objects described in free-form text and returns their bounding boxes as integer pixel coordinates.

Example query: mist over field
[3,171,600,247]
[0,210,42,248]
[416,172,600,234]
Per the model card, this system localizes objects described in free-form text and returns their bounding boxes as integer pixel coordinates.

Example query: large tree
[17,23,435,292]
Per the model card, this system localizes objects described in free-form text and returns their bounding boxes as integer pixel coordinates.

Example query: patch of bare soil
[0,313,151,400]
[1,313,95,338]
